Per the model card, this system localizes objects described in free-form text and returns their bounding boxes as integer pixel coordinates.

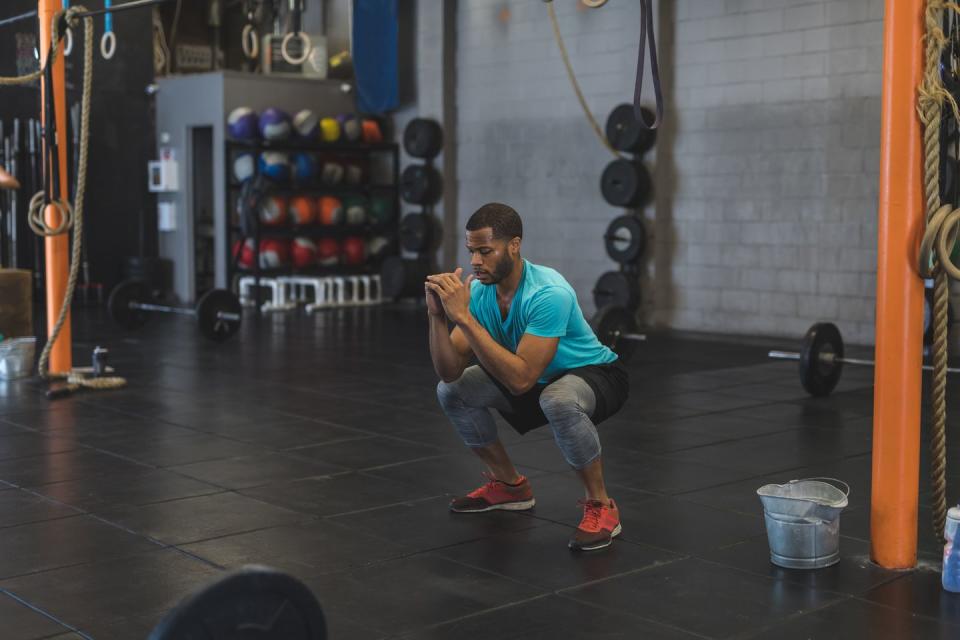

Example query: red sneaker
[569,499,621,551]
[449,473,535,513]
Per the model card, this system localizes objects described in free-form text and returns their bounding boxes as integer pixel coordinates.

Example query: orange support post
[38,0,72,374]
[871,0,926,569]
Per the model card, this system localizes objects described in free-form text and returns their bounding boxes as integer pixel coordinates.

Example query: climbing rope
[0,6,124,392]
[545,1,623,160]
[918,0,960,544]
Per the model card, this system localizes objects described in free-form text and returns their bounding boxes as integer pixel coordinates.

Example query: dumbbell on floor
[107,280,242,342]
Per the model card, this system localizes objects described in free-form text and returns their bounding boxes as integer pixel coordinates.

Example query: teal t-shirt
[469,259,618,382]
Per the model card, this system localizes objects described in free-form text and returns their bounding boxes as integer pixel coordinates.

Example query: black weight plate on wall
[196,289,242,342]
[400,165,442,205]
[604,215,646,264]
[147,566,327,640]
[381,256,433,299]
[107,280,150,330]
[799,322,844,397]
[593,271,640,310]
[403,118,443,159]
[605,103,657,154]
[400,213,435,252]
[600,159,651,207]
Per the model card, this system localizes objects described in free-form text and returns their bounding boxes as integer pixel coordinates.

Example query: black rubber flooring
[0,305,959,639]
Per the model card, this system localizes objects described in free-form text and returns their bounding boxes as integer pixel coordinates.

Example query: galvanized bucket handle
[790,477,850,497]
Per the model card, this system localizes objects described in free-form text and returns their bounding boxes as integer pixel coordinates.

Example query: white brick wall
[421,0,890,345]
[660,0,884,344]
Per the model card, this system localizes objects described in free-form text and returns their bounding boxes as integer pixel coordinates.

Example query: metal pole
[768,350,960,374]
[871,0,925,569]
[39,0,72,374]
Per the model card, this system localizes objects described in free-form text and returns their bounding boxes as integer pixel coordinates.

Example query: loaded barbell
[769,321,960,396]
[108,280,243,342]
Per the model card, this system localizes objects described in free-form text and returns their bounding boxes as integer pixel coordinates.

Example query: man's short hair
[466,203,523,241]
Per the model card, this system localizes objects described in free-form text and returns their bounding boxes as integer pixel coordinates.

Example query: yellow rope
[0,7,125,392]
[0,10,66,86]
[38,7,97,383]
[546,2,623,160]
[918,0,960,544]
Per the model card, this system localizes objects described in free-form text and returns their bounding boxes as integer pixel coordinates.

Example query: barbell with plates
[593,270,640,310]
[403,118,443,159]
[769,321,960,397]
[601,159,652,208]
[604,214,646,264]
[590,304,646,361]
[400,164,442,205]
[108,280,242,342]
[147,566,326,640]
[605,103,657,154]
[399,212,436,253]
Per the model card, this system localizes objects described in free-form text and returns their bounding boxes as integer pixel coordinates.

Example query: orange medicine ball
[289,196,317,225]
[318,196,344,225]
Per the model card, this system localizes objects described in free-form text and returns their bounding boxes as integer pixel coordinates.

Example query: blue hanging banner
[352,0,399,114]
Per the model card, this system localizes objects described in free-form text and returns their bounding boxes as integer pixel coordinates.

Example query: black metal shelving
[224,138,400,308]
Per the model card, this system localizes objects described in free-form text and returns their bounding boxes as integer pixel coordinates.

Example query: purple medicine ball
[227,107,259,140]
[259,108,292,141]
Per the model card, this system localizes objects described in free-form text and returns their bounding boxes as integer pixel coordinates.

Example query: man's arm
[456,316,558,395]
[426,272,567,395]
[428,314,473,382]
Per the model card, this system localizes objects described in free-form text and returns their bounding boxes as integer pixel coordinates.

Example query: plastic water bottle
[943,506,960,592]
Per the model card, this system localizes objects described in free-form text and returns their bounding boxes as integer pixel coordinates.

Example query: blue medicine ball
[292,152,318,184]
[259,107,292,141]
[227,107,259,140]
[258,152,290,183]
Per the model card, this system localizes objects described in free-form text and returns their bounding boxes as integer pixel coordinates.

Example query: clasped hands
[424,267,474,324]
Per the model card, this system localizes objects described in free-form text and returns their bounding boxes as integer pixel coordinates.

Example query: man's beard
[479,253,515,284]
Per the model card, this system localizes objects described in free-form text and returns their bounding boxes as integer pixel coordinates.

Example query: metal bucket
[0,337,36,380]
[757,477,849,569]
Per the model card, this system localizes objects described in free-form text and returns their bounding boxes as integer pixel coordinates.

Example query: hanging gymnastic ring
[242,24,259,59]
[63,27,73,56]
[937,208,960,281]
[100,31,116,60]
[27,192,73,237]
[281,31,311,65]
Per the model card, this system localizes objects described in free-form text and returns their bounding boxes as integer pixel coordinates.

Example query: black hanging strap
[634,0,663,130]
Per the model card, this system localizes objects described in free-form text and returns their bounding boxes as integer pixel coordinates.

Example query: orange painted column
[38,0,72,374]
[871,0,925,569]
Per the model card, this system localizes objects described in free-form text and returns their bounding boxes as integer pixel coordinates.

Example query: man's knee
[539,385,587,420]
[436,377,464,408]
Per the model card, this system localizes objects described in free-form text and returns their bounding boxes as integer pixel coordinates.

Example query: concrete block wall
[440,0,889,344]
[454,0,646,309]
[663,0,885,344]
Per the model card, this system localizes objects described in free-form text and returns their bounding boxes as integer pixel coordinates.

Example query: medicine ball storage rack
[224,131,400,311]
[589,104,657,360]
[382,118,445,300]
